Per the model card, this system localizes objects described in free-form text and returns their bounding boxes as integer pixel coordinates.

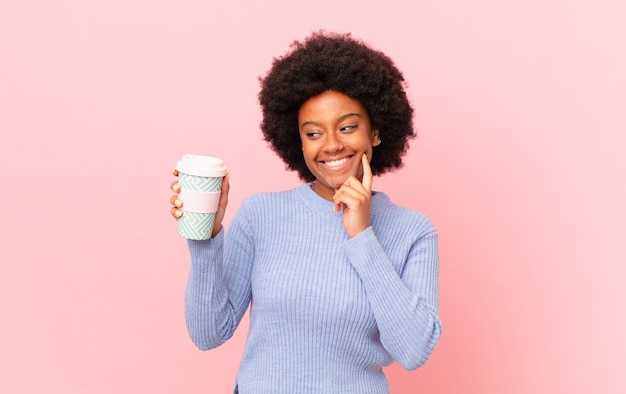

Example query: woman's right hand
[169,169,184,220]
[170,169,231,238]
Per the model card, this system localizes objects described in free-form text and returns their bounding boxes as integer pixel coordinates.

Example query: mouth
[320,154,356,172]
[323,157,349,168]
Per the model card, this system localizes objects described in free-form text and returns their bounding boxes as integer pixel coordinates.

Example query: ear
[371,129,380,146]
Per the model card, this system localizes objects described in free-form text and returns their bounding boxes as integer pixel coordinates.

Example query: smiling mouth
[324,157,349,168]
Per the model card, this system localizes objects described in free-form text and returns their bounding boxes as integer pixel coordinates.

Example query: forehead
[298,90,367,121]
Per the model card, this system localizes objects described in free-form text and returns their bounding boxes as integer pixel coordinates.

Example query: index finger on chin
[361,154,372,192]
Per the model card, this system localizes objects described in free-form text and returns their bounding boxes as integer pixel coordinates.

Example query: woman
[170,31,442,393]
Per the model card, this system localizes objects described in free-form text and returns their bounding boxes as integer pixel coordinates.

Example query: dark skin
[171,91,379,239]
[170,160,372,239]
[331,154,374,238]
[298,90,378,238]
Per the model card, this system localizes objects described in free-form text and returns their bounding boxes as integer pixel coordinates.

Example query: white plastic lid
[176,154,227,177]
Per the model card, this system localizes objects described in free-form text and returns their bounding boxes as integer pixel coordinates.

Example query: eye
[305,131,321,139]
[340,125,358,133]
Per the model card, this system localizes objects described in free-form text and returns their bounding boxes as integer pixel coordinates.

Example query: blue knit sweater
[185,184,442,393]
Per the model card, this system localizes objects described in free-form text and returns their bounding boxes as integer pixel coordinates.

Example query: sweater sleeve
[184,207,254,350]
[343,226,442,370]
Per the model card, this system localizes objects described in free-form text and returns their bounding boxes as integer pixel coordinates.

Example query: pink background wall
[1,0,624,393]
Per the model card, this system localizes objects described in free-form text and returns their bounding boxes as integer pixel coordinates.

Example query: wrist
[347,224,370,239]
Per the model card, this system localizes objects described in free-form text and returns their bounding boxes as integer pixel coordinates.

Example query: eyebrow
[300,113,362,128]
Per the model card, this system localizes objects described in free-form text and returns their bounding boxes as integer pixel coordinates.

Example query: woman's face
[298,90,379,201]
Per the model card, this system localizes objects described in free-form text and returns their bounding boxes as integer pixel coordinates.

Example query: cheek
[358,141,374,155]
[300,145,317,164]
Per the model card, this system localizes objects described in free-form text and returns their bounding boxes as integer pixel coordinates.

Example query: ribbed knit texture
[185,184,442,393]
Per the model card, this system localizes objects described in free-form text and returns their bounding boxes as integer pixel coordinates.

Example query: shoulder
[241,186,300,207]
[230,186,309,235]
[371,191,437,238]
[236,186,303,220]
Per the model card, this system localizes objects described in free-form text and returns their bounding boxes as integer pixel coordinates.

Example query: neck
[310,182,335,201]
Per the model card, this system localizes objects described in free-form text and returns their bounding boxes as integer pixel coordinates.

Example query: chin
[315,177,341,191]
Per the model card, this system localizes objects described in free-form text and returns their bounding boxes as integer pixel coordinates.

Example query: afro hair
[258,31,416,182]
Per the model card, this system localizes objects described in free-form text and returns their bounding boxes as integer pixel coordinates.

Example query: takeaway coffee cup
[175,154,227,240]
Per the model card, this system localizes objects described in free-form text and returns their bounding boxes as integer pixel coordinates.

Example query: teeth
[326,158,348,167]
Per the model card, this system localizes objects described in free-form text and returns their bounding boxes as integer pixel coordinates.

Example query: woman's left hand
[333,154,372,238]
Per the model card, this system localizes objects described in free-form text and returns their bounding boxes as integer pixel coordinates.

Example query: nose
[323,132,343,153]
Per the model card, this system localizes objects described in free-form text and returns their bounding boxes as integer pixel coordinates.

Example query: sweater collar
[295,183,390,218]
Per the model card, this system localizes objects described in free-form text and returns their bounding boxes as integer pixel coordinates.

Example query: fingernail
[173,184,181,192]
[334,205,339,213]
[175,209,183,218]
